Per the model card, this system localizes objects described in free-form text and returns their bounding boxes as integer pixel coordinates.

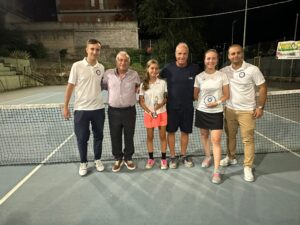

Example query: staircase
[0,58,44,91]
[25,72,45,84]
[0,61,17,76]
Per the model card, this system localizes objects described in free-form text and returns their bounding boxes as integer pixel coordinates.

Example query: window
[91,0,95,7]
[99,0,104,9]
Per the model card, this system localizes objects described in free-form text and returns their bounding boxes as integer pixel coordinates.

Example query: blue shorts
[166,107,194,133]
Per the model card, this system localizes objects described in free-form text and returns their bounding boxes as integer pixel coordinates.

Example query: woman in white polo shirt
[194,49,229,184]
[139,59,168,170]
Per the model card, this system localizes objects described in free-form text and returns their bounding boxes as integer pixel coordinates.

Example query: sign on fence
[276,40,300,59]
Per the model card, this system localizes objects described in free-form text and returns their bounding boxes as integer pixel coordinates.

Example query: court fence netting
[1,89,300,166]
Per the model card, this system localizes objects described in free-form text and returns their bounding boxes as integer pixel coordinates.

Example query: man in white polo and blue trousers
[63,39,106,176]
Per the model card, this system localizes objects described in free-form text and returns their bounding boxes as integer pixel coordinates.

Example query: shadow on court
[0,152,299,225]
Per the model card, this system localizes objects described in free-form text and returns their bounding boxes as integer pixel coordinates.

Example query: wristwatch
[258,105,264,110]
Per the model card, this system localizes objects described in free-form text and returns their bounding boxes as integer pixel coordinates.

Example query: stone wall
[9,21,139,58]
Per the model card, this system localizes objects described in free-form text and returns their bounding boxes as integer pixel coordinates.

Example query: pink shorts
[144,111,167,128]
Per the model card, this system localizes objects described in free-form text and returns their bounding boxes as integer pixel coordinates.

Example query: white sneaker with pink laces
[160,159,168,170]
[145,159,155,169]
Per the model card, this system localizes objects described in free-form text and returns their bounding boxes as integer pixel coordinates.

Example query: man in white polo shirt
[63,39,105,176]
[220,44,267,182]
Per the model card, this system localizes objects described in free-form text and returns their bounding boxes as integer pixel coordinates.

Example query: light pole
[242,0,248,49]
[289,13,299,80]
[231,20,237,45]
[222,43,226,65]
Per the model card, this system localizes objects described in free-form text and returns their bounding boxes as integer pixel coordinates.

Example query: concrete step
[4,63,12,67]
[0,67,11,72]
[0,71,17,75]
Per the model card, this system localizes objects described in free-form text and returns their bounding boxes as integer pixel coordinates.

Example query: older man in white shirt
[102,51,140,172]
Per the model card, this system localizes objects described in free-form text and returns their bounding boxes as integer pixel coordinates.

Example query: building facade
[56,0,135,22]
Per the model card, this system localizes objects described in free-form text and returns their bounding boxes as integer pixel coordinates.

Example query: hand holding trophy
[152,96,158,118]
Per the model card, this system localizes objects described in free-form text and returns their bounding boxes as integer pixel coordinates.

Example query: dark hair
[86,39,101,46]
[142,59,159,91]
[228,44,244,54]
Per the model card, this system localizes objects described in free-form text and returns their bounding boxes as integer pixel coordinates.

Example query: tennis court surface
[0,85,299,225]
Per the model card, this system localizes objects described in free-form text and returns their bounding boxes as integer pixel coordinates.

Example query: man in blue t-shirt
[160,42,200,169]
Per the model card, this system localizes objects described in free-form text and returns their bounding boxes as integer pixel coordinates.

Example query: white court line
[0,133,75,206]
[264,110,300,125]
[22,93,63,104]
[0,94,42,104]
[1,92,62,104]
[255,130,300,158]
[257,110,300,158]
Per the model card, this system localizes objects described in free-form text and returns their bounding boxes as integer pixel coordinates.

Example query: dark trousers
[108,106,136,160]
[74,109,105,163]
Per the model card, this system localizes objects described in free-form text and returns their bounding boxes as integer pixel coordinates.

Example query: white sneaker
[169,157,178,169]
[220,156,237,166]
[79,163,88,176]
[201,156,212,168]
[160,159,168,170]
[244,166,254,182]
[95,159,105,172]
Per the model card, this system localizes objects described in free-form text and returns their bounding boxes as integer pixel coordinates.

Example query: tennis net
[1,89,299,165]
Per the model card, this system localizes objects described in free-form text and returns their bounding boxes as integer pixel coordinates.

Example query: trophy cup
[152,96,158,118]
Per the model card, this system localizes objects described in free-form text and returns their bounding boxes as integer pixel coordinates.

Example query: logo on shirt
[204,95,216,105]
[239,72,245,78]
[95,70,102,76]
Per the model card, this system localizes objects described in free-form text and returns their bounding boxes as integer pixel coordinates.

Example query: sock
[148,152,154,159]
[161,152,166,160]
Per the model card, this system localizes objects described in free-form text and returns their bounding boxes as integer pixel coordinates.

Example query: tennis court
[0,85,300,225]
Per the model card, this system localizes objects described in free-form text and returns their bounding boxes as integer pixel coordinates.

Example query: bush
[125,48,145,64]
[28,42,48,58]
[59,49,68,59]
[130,62,145,77]
[9,50,31,59]
[0,47,10,57]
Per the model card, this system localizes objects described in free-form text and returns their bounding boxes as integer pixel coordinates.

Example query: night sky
[20,0,57,21]
[189,0,299,46]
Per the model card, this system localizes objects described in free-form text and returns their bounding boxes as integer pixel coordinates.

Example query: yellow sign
[276,41,300,59]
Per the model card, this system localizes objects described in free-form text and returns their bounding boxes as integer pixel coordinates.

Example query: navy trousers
[74,108,105,163]
[108,106,136,160]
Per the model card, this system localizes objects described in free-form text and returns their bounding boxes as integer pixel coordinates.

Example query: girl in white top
[194,49,229,184]
[139,59,168,170]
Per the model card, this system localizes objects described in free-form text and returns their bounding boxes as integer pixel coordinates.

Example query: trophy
[152,96,158,118]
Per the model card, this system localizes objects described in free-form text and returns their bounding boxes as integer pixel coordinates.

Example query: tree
[137,0,205,64]
[0,15,28,56]
[0,14,47,58]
